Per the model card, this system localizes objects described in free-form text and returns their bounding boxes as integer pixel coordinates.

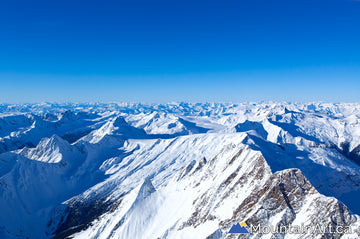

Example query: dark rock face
[219,169,358,239]
[51,197,121,239]
[339,142,360,166]
[350,144,360,165]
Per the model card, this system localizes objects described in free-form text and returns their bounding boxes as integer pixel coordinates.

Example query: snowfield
[0,102,360,239]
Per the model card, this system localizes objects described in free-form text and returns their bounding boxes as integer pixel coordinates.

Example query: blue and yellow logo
[229,222,250,234]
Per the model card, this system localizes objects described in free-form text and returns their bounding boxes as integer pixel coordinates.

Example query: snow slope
[0,102,359,238]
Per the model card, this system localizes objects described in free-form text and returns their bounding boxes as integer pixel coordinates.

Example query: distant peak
[20,134,73,164]
[59,110,77,122]
[38,134,69,151]
[113,116,128,127]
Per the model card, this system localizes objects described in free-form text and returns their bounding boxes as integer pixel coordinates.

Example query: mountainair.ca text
[249,223,352,235]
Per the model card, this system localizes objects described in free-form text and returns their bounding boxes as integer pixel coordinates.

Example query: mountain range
[0,102,360,238]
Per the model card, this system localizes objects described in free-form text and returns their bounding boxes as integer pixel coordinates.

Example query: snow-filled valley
[0,102,360,239]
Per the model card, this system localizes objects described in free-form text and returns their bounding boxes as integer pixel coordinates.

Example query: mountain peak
[59,110,77,122]
[113,116,128,127]
[40,134,70,151]
[22,134,72,164]
[134,177,156,203]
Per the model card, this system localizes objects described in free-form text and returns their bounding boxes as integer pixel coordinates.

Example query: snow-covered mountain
[0,102,360,239]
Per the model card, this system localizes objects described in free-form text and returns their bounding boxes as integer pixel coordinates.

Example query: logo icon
[229,222,250,234]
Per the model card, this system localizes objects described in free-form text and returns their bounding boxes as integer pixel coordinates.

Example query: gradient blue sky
[0,0,359,103]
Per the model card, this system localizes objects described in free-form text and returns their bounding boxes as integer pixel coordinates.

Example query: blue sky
[0,0,359,103]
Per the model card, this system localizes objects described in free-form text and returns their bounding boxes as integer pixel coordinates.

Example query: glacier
[0,102,360,238]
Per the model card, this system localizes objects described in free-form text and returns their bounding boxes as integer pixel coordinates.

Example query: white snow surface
[0,102,360,238]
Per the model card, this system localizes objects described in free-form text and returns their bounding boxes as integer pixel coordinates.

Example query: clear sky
[0,0,359,103]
